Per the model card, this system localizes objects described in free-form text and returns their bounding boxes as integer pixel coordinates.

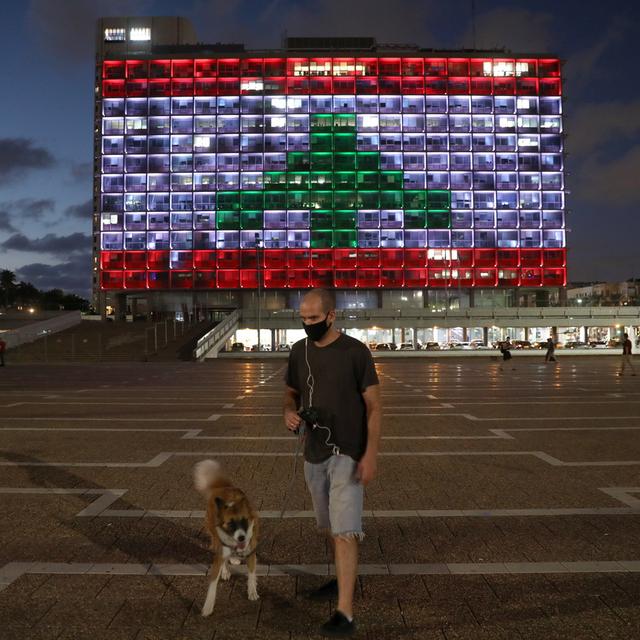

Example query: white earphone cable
[304,338,340,455]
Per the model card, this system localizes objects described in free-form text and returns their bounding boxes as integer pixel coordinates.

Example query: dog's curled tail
[193,459,221,495]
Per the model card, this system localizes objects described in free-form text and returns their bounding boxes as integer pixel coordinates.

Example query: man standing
[544,337,556,363]
[0,337,6,367]
[618,332,636,376]
[284,289,381,638]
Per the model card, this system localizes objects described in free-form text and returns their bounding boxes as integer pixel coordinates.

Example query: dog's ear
[215,496,224,510]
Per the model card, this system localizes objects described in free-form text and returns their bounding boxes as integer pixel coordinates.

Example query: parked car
[512,340,532,350]
[470,340,492,350]
[231,342,245,352]
[399,342,414,350]
[423,342,441,351]
[389,342,398,350]
[449,341,472,350]
[607,339,622,349]
[277,344,290,351]
[564,341,587,349]
[375,343,391,351]
[589,340,608,349]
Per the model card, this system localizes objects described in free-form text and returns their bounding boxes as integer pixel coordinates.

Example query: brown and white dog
[193,459,259,616]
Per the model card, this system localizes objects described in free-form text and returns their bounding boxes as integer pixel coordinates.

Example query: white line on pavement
[3,560,640,592]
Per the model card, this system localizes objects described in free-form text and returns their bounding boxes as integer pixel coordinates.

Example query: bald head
[302,289,336,314]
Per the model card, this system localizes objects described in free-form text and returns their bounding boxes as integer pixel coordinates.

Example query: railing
[2,311,82,348]
[240,306,640,323]
[193,309,240,361]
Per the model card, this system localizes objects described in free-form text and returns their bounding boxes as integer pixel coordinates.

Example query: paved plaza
[1,356,640,639]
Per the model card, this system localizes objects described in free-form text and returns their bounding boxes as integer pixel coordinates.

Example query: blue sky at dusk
[0,0,638,298]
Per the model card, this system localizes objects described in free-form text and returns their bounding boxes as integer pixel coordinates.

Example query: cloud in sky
[0,138,56,185]
[566,17,628,89]
[568,100,640,156]
[64,198,93,220]
[0,232,90,256]
[574,145,640,207]
[0,198,56,224]
[27,0,153,61]
[70,162,93,182]
[192,0,439,48]
[0,212,18,233]
[15,253,92,297]
[460,6,554,52]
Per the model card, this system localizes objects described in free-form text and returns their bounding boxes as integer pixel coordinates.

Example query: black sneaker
[307,578,338,600]
[319,611,356,637]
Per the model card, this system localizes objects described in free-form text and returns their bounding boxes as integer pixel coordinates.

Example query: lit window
[129,27,151,41]
[241,79,264,92]
[493,61,514,77]
[271,116,286,128]
[309,61,331,76]
[104,28,126,42]
[517,97,532,109]
[515,62,529,76]
[194,136,212,150]
[361,114,379,129]
[482,61,492,76]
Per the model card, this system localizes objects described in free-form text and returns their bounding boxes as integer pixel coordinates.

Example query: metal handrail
[240,306,640,323]
[193,309,240,360]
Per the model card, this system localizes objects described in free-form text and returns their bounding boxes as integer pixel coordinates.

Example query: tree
[0,270,16,307]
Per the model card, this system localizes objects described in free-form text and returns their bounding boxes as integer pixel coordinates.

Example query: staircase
[8,317,211,363]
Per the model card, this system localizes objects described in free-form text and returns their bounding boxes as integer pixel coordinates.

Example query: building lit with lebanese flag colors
[94,17,566,335]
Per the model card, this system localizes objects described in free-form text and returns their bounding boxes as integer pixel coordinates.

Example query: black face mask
[303,314,331,342]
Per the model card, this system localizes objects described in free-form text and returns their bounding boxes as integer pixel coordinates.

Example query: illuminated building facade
[94,20,566,315]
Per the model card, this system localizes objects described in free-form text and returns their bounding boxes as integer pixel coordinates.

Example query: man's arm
[284,385,302,431]
[357,383,382,485]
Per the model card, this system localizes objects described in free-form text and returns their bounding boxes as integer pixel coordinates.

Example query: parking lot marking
[3,449,640,468]
[3,560,640,592]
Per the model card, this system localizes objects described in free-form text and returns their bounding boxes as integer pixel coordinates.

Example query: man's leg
[334,535,358,618]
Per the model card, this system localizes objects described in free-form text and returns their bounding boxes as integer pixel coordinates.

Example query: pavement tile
[2,360,640,638]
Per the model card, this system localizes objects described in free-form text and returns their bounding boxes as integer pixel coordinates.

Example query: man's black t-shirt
[285,333,379,463]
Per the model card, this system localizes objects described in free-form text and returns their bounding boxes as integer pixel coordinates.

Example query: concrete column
[558,287,567,307]
[462,327,469,341]
[468,288,475,308]
[483,326,489,346]
[412,327,419,349]
[580,327,587,343]
[551,326,558,342]
[271,329,276,352]
[524,327,529,341]
[98,291,108,320]
[114,293,127,322]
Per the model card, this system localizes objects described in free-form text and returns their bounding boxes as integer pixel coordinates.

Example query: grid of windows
[98,56,566,290]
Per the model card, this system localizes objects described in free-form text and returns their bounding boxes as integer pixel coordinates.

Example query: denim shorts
[304,454,364,539]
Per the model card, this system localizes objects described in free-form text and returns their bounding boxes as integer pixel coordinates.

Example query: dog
[193,459,259,616]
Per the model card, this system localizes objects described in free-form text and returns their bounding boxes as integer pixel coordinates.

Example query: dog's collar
[223,541,256,557]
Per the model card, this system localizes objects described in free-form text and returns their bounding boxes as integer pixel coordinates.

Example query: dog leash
[278,424,306,520]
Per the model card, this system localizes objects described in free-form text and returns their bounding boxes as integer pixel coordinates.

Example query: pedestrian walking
[499,337,515,371]
[283,288,381,637]
[0,337,6,367]
[618,332,636,376]
[544,337,556,363]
